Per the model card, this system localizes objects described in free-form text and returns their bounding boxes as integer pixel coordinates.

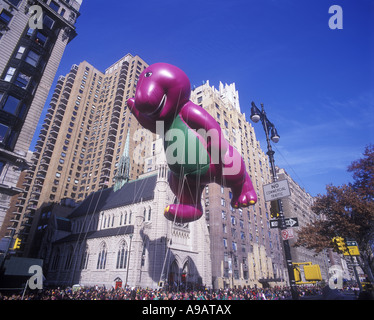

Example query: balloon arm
[127,98,157,133]
[180,102,228,153]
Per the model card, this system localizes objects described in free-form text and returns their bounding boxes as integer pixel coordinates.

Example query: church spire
[114,129,131,192]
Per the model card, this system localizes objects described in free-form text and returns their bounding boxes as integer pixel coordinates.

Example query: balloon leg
[165,172,204,223]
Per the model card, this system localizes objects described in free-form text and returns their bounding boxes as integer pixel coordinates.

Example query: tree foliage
[295,145,374,282]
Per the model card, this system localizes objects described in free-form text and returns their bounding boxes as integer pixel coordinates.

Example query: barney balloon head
[131,63,191,121]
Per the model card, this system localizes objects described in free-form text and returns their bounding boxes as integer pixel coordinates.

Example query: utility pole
[250,102,299,300]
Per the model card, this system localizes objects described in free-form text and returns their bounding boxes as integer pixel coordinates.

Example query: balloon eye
[144,72,152,78]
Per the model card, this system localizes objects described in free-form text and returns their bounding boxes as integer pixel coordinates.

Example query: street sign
[263,179,291,202]
[344,240,360,256]
[281,228,294,241]
[344,246,360,256]
[286,217,299,227]
[346,240,357,246]
[270,219,279,229]
[269,217,299,229]
[347,263,359,267]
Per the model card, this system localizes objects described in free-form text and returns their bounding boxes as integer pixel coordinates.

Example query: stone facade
[43,165,212,289]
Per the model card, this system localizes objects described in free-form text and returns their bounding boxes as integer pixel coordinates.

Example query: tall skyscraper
[5,54,152,256]
[0,0,82,248]
[190,81,287,289]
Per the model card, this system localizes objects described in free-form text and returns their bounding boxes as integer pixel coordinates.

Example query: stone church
[40,163,212,289]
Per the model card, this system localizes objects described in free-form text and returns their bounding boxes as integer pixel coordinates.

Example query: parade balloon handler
[127,63,257,223]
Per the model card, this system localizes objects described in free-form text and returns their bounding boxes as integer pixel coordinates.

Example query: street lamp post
[250,102,299,300]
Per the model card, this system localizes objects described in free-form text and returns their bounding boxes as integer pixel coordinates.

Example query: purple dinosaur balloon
[127,63,257,223]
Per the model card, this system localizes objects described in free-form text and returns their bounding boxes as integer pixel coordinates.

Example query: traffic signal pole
[250,102,299,300]
[350,255,363,291]
[262,109,299,300]
[267,151,299,300]
[332,237,363,291]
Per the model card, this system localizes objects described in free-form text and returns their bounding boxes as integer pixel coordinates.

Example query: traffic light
[270,200,280,219]
[293,266,301,282]
[12,237,21,250]
[332,237,348,254]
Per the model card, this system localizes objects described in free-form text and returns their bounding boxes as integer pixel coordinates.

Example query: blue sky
[31,0,374,197]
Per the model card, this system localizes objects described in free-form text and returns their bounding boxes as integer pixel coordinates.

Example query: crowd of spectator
[0,284,329,300]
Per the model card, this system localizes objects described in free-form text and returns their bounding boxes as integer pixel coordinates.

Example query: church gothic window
[97,242,107,269]
[51,248,60,270]
[116,241,128,269]
[80,246,89,269]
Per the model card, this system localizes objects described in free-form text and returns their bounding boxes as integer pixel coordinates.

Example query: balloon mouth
[145,93,167,116]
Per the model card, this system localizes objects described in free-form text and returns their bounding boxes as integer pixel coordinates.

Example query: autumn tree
[295,145,374,283]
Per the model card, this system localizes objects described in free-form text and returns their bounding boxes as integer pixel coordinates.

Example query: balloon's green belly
[164,115,210,176]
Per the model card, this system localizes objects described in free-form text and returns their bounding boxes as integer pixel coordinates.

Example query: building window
[51,249,60,270]
[240,231,245,240]
[80,247,89,269]
[15,46,26,59]
[116,242,128,269]
[125,212,130,224]
[8,0,21,7]
[35,31,47,46]
[25,50,40,67]
[64,246,73,269]
[26,28,34,37]
[2,95,20,115]
[14,72,31,89]
[231,216,236,225]
[0,10,12,26]
[97,243,107,269]
[49,1,60,13]
[223,238,228,249]
[231,228,236,238]
[43,15,55,29]
[232,242,237,252]
[0,124,10,144]
[0,161,5,176]
[4,67,15,82]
